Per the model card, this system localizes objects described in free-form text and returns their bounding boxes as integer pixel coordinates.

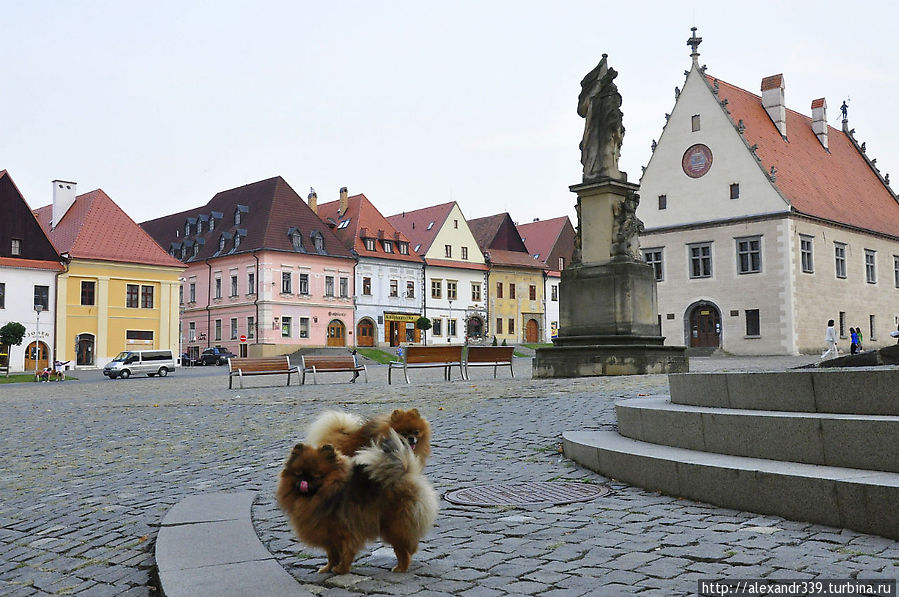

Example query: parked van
[103,349,176,379]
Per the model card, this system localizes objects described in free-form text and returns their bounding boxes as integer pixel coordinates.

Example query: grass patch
[355,348,397,364]
[522,343,552,349]
[0,374,77,384]
[513,351,529,358]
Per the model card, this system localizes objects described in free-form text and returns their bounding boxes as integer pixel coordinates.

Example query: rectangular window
[126,330,153,341]
[231,275,238,297]
[432,318,442,336]
[325,276,335,297]
[0,282,5,309]
[230,318,238,340]
[33,285,49,311]
[398,242,409,255]
[509,284,516,299]
[496,282,503,298]
[448,319,457,337]
[299,273,309,295]
[179,284,184,305]
[126,284,139,308]
[835,243,847,279]
[248,272,255,295]
[689,243,713,278]
[495,318,503,334]
[643,248,664,281]
[189,282,196,303]
[445,244,452,258]
[215,319,222,341]
[691,114,700,131]
[508,318,515,335]
[214,276,222,299]
[800,236,814,273]
[551,284,558,301]
[447,280,457,300]
[869,314,876,340]
[461,246,468,260]
[339,277,348,298]
[865,249,877,284]
[389,279,399,297]
[736,237,762,274]
[894,256,899,288]
[189,321,196,341]
[471,282,481,301]
[281,272,292,294]
[658,195,667,210]
[431,280,442,299]
[529,285,537,300]
[362,277,372,295]
[281,316,291,338]
[364,238,376,251]
[559,257,565,270]
[141,285,154,309]
[839,311,846,337]
[745,309,760,337]
[81,281,96,306]
[247,316,255,339]
[382,240,393,253]
[11,238,22,255]
[406,281,415,298]
[730,183,740,200]
[299,317,309,338]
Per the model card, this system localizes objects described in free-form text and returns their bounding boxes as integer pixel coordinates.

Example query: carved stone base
[533,343,688,378]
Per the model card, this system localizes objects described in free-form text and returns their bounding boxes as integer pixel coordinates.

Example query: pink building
[142,177,356,358]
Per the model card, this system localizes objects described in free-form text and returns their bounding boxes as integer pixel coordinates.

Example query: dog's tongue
[299,480,309,493]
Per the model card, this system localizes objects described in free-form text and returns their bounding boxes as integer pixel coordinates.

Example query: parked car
[103,350,176,379]
[198,347,237,366]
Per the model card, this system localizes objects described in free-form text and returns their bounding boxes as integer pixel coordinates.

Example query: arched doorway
[525,319,539,343]
[356,319,375,347]
[687,302,721,348]
[466,316,484,339]
[76,333,95,366]
[327,320,346,347]
[24,341,49,373]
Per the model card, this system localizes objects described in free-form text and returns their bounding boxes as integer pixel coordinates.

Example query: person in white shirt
[821,319,838,360]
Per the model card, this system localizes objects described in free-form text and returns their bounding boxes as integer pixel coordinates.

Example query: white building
[638,29,899,355]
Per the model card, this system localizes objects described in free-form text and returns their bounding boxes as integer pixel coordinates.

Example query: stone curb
[156,491,302,597]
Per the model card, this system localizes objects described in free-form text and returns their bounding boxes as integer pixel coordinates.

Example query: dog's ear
[319,444,338,462]
[390,409,405,422]
[285,443,304,466]
[408,408,420,417]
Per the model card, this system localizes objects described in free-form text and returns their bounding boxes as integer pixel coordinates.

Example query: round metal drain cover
[444,481,611,507]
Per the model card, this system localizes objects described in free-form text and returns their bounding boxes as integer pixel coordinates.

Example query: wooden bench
[300,355,367,385]
[388,346,465,384]
[464,346,515,379]
[228,356,299,389]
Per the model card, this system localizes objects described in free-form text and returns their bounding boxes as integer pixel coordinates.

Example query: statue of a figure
[578,54,625,182]
[611,192,644,260]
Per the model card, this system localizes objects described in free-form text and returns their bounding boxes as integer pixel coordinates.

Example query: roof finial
[840,99,849,132]
[687,26,702,65]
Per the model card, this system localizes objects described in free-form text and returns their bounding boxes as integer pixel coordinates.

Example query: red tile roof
[0,257,64,271]
[516,216,571,263]
[34,189,182,268]
[485,249,547,270]
[467,214,507,252]
[711,76,899,238]
[318,194,423,263]
[760,74,783,91]
[386,202,456,256]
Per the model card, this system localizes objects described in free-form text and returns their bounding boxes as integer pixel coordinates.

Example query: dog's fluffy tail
[306,410,364,445]
[354,428,421,486]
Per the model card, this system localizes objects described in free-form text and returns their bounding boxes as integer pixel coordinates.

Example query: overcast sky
[3,1,897,227]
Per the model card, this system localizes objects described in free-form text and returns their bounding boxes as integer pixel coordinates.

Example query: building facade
[517,216,576,342]
[637,31,899,355]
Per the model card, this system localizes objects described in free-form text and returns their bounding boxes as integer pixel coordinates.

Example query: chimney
[307,187,318,214]
[811,98,828,149]
[338,186,348,216]
[761,74,786,138]
[51,179,77,229]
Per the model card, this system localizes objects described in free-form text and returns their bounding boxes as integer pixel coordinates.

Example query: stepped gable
[711,76,899,238]
[34,188,181,268]
[386,201,456,256]
[141,176,353,261]
[0,170,62,267]
[318,194,422,263]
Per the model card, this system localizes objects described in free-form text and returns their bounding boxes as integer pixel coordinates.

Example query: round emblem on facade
[682,144,713,178]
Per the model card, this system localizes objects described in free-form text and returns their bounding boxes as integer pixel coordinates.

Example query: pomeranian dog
[305,408,431,466]
[276,429,438,574]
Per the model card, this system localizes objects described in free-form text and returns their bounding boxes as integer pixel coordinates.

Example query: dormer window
[185,221,191,236]
[364,238,376,251]
[427,221,435,230]
[338,219,351,230]
[234,209,241,226]
[180,246,186,260]
[196,220,203,234]
[288,227,304,251]
[382,240,394,253]
[234,205,248,226]
[192,244,199,258]
[311,231,325,253]
[219,235,226,252]
[209,217,215,231]
[398,242,409,255]
[233,234,241,250]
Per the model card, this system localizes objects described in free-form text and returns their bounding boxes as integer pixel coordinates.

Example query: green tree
[0,322,26,377]
[416,317,432,345]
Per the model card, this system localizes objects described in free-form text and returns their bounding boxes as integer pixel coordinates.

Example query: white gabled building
[638,29,899,355]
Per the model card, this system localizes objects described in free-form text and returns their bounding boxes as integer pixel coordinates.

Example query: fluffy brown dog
[306,408,431,466]
[276,430,437,574]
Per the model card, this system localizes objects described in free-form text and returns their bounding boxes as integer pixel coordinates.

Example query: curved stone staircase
[563,369,899,539]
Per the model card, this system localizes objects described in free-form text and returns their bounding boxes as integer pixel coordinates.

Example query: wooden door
[689,306,720,347]
[525,319,539,343]
[327,320,346,347]
[357,320,374,347]
[77,334,95,366]
[388,322,401,347]
[25,341,49,373]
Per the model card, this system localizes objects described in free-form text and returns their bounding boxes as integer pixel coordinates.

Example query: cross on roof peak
[687,26,702,64]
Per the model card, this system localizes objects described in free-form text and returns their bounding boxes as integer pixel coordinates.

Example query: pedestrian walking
[349,349,359,383]
[850,327,859,355]
[821,319,838,360]
[855,326,863,352]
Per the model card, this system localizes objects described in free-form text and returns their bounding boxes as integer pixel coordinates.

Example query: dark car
[198,347,237,366]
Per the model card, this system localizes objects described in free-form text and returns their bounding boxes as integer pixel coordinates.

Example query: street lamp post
[34,304,43,380]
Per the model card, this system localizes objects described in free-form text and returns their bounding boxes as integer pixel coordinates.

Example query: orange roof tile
[34,190,183,268]
[711,76,899,238]
[386,202,456,256]
[318,194,423,263]
[0,257,64,271]
[485,249,547,270]
[516,216,570,263]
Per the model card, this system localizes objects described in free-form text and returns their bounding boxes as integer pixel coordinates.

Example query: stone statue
[611,191,644,260]
[578,54,625,182]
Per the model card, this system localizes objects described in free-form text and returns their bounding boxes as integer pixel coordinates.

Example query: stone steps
[563,430,899,539]
[616,397,899,472]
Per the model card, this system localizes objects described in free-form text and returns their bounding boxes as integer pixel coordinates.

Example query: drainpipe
[253,251,260,347]
[205,258,212,348]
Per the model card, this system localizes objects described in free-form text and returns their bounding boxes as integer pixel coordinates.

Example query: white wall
[0,266,57,372]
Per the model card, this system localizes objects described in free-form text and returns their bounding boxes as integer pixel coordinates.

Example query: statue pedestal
[533,179,688,378]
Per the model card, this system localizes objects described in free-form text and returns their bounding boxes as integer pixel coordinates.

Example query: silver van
[103,349,176,379]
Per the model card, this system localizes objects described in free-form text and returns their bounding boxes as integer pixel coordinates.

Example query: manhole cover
[444,482,611,507]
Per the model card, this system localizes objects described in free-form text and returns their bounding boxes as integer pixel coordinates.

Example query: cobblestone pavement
[1,355,897,596]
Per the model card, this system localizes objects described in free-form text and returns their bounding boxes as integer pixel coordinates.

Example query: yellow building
[35,183,183,368]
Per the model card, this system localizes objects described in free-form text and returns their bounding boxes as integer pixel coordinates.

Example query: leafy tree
[501,338,508,346]
[492,336,498,346]
[415,316,431,344]
[0,322,26,377]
